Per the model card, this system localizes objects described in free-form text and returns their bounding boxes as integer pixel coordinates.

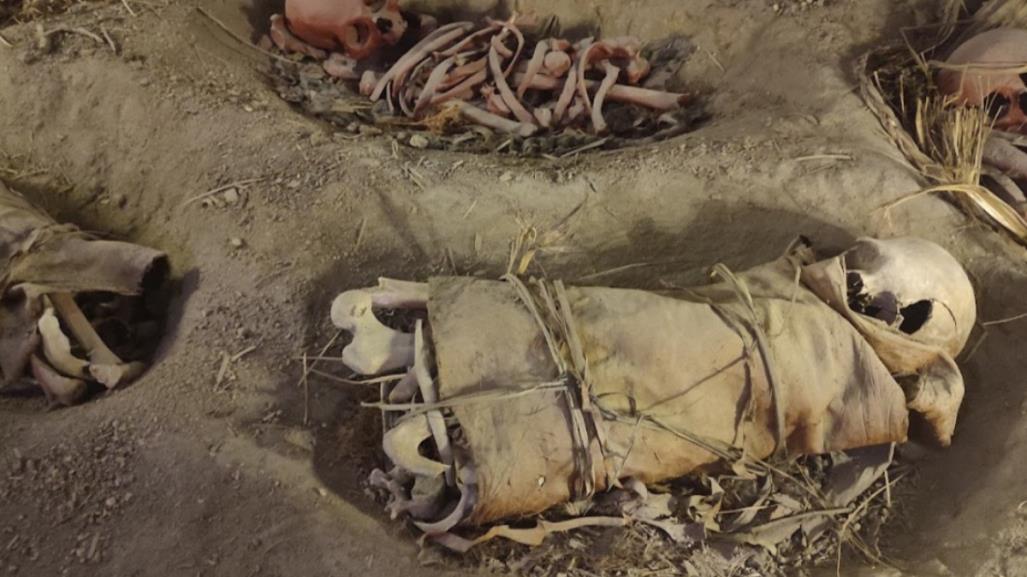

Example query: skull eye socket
[898,299,933,334]
[984,92,1011,119]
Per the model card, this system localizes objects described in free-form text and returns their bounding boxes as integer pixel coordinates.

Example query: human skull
[843,237,975,357]
[284,0,408,60]
[937,27,1027,134]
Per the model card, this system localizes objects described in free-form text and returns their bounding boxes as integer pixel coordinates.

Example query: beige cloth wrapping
[427,248,959,526]
[0,181,167,384]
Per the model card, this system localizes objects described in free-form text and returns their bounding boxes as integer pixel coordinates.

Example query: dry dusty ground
[1,0,1027,576]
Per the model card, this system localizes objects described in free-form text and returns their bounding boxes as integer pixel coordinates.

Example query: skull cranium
[938,27,1027,134]
[843,237,976,358]
[284,0,408,60]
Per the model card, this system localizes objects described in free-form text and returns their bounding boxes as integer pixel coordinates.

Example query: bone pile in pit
[269,13,691,140]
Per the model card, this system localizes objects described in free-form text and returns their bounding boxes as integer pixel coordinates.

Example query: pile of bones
[267,0,694,148]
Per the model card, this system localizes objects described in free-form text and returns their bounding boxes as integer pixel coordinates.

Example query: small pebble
[229,237,245,249]
[499,171,514,182]
[223,188,240,205]
[409,134,429,149]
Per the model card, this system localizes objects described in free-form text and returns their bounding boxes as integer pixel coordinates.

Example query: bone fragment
[488,37,535,124]
[30,354,88,406]
[359,70,378,96]
[439,57,487,91]
[414,320,454,485]
[984,134,1027,180]
[37,306,89,379]
[625,56,651,85]
[382,414,449,477]
[516,73,689,111]
[414,483,474,535]
[553,64,578,123]
[450,102,537,137]
[373,278,429,308]
[330,289,414,375]
[517,40,549,98]
[371,22,474,101]
[533,107,553,128]
[431,69,487,106]
[388,369,420,403]
[49,293,144,388]
[323,52,359,80]
[543,50,571,78]
[591,61,620,133]
[437,22,502,57]
[414,56,456,115]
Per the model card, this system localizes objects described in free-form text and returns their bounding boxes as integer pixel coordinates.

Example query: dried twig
[981,311,1027,326]
[0,33,12,48]
[121,0,138,17]
[100,25,117,54]
[294,330,343,389]
[181,177,264,207]
[48,26,105,45]
[302,353,310,425]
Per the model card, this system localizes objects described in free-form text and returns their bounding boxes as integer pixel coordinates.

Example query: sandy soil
[1,0,1027,576]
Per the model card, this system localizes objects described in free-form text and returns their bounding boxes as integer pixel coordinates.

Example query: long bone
[330,289,415,375]
[37,306,89,379]
[415,320,454,485]
[517,73,689,111]
[488,36,535,124]
[415,56,457,115]
[49,293,145,388]
[517,40,549,98]
[449,101,537,136]
[30,354,88,406]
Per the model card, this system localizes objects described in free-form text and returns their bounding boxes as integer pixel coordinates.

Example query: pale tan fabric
[428,247,941,526]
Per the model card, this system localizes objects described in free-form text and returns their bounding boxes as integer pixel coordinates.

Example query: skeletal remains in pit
[265,0,698,154]
[328,236,975,552]
[0,180,168,406]
[939,27,1027,216]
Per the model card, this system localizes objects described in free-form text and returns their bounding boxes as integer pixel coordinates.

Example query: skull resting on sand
[284,0,407,59]
[843,237,975,358]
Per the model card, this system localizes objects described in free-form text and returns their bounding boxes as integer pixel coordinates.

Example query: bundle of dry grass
[860,0,1027,244]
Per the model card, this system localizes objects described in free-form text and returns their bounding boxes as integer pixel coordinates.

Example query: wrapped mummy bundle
[332,238,975,543]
